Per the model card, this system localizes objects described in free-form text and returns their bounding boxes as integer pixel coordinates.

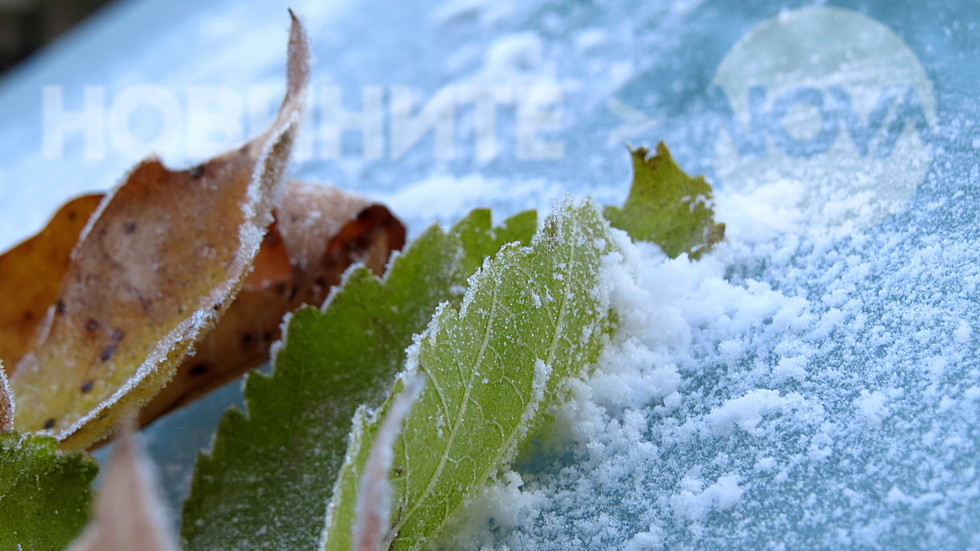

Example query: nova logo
[713,84,932,160]
[711,7,936,235]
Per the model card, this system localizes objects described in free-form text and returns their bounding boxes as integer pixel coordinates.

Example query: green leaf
[604,142,725,258]
[0,432,97,551]
[322,201,614,550]
[181,209,536,551]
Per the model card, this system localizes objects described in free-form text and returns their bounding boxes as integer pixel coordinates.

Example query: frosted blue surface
[0,0,977,548]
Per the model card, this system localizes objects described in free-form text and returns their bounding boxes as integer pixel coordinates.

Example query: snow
[442,188,979,548]
[2,0,978,548]
[702,389,806,437]
[854,389,891,427]
[670,473,745,521]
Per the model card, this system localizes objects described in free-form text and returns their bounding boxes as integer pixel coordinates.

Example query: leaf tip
[285,9,312,107]
[67,420,177,551]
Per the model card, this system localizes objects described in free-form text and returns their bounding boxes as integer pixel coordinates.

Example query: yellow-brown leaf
[0,194,102,371]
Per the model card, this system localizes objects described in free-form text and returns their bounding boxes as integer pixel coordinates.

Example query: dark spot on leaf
[288,284,300,301]
[213,301,223,311]
[22,310,33,321]
[98,329,124,361]
[188,164,205,178]
[43,418,55,429]
[80,380,95,393]
[189,363,208,376]
[241,332,254,351]
[55,300,66,314]
[275,282,288,295]
[99,344,117,362]
[123,221,136,234]
[262,331,273,343]
[85,319,99,332]
[67,210,77,221]
[314,277,326,288]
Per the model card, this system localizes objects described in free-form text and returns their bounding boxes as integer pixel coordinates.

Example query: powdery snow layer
[439,204,979,549]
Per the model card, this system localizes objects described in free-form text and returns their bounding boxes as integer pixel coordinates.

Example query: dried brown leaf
[66,422,177,551]
[0,182,405,433]
[11,13,311,450]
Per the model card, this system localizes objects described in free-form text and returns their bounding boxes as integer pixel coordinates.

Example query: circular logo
[711,7,935,236]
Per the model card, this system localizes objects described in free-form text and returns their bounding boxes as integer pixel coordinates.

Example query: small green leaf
[181,209,536,551]
[322,201,614,550]
[0,432,97,551]
[604,142,725,258]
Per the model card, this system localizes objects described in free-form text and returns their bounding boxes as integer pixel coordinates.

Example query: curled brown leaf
[139,182,405,425]
[0,184,406,441]
[10,13,311,450]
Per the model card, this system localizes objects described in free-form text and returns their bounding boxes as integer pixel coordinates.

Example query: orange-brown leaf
[11,13,311,450]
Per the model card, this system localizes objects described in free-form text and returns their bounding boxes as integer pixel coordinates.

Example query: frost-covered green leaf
[322,201,614,550]
[0,432,97,551]
[181,209,535,551]
[604,142,725,258]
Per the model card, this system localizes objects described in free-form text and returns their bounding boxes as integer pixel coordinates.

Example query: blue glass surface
[1,0,977,547]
